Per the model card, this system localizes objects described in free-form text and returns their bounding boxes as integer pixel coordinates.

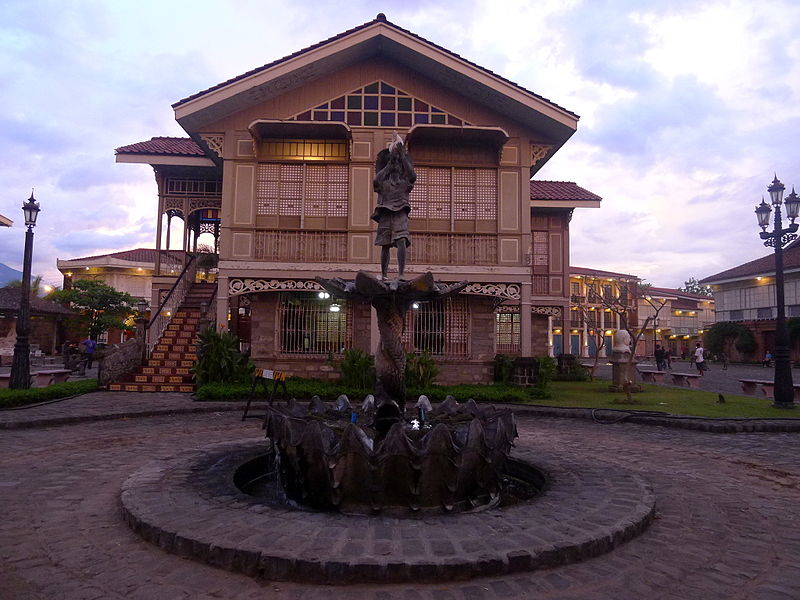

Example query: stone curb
[513,403,800,432]
[120,438,656,585]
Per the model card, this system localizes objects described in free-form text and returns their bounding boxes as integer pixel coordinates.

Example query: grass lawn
[540,379,797,419]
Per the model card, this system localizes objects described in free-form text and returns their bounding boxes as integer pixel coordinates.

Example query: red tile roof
[570,266,639,280]
[60,248,186,265]
[530,181,602,202]
[173,14,578,120]
[115,137,204,156]
[646,286,712,301]
[699,247,800,284]
[0,288,75,315]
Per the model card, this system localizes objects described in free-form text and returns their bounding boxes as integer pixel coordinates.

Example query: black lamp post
[755,175,800,408]
[9,191,41,389]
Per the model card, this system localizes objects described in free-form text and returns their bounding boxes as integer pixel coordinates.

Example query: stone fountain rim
[120,437,656,585]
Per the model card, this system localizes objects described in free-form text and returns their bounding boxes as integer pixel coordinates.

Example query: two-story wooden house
[115,15,601,385]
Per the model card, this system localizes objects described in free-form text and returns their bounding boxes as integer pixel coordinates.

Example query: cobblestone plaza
[2,392,799,599]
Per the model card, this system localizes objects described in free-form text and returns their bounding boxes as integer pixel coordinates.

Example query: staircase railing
[146,254,197,357]
[199,283,219,333]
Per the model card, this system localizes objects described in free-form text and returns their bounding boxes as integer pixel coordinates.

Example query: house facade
[563,267,639,358]
[115,15,601,382]
[636,287,715,358]
[701,244,800,360]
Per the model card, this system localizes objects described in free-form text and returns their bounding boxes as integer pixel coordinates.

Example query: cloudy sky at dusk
[1,0,799,288]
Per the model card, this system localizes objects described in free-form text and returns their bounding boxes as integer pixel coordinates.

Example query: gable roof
[0,288,74,316]
[58,248,186,267]
[530,181,601,202]
[115,137,205,157]
[173,14,578,165]
[570,266,639,280]
[699,248,800,284]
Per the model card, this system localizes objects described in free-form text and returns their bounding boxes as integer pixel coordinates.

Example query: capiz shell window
[279,293,352,355]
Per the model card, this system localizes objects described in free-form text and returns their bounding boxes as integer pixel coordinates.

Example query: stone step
[108,382,194,393]
[141,367,191,376]
[133,373,193,384]
[151,351,198,361]
[146,359,195,368]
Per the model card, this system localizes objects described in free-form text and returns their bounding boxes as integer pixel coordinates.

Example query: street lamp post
[9,192,41,389]
[755,175,800,408]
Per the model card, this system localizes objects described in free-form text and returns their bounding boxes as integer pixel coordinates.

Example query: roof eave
[115,154,216,167]
[531,199,601,209]
[173,22,578,146]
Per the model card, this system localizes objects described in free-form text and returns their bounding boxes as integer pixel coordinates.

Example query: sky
[1,0,799,289]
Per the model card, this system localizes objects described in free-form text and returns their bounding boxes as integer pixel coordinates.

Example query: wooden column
[520,281,532,356]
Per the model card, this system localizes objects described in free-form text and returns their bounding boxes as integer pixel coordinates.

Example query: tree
[50,279,137,340]
[680,277,713,297]
[585,279,668,398]
[6,274,45,296]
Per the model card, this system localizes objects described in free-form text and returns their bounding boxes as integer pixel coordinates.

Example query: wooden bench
[638,370,667,384]
[671,372,702,388]
[32,369,72,387]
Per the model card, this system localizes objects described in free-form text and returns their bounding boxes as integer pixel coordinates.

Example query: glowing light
[317,291,330,299]
[329,304,340,313]
[412,302,420,309]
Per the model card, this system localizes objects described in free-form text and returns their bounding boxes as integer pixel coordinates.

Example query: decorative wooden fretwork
[188,198,222,214]
[254,230,348,262]
[163,198,184,212]
[530,143,553,167]
[289,81,472,128]
[407,233,498,265]
[532,306,561,317]
[463,282,521,300]
[200,134,224,158]
[229,278,322,297]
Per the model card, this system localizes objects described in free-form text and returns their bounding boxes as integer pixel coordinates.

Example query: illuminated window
[403,297,469,356]
[260,139,348,162]
[290,81,471,128]
[495,309,520,353]
[279,293,352,355]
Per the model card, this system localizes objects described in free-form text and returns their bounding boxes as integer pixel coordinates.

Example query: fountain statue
[263,134,518,514]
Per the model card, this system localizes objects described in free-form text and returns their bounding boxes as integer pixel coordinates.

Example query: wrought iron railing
[146,254,197,356]
[199,283,219,332]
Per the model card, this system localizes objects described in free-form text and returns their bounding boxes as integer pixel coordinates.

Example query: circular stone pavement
[120,438,655,584]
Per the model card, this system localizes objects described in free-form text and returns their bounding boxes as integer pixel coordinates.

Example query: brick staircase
[108,283,216,392]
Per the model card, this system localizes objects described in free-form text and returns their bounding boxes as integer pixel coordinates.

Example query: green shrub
[705,321,756,357]
[405,351,439,389]
[535,356,556,389]
[493,354,515,384]
[192,327,253,385]
[0,379,99,409]
[338,348,375,389]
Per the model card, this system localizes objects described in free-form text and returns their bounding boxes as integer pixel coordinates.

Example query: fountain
[119,134,656,584]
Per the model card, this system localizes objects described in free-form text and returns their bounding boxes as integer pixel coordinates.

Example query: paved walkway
[1,392,799,599]
[590,360,793,397]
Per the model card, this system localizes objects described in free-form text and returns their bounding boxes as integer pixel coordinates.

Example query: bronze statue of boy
[371,133,416,279]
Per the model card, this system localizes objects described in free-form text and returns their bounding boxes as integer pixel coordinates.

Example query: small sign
[254,368,286,381]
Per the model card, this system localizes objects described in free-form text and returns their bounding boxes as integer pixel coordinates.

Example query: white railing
[146,255,197,356]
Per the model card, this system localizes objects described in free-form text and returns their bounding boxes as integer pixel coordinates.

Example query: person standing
[81,337,97,370]
[763,350,773,367]
[665,347,673,370]
[654,344,666,371]
[694,342,706,376]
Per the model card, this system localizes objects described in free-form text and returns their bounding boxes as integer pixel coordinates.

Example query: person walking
[694,342,707,376]
[665,347,673,370]
[81,337,97,370]
[720,351,729,371]
[655,344,666,371]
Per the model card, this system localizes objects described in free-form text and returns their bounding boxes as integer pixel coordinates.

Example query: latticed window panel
[261,140,348,161]
[495,309,521,353]
[254,231,348,262]
[410,167,496,223]
[288,81,472,128]
[256,163,348,218]
[279,293,352,355]
[533,275,549,294]
[403,296,470,356]
[533,231,549,266]
[165,178,223,196]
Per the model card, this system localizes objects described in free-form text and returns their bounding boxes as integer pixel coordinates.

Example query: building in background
[114,15,602,382]
[637,287,714,358]
[700,245,800,360]
[562,267,639,357]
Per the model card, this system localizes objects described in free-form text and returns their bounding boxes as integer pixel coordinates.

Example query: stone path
[1,394,799,599]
